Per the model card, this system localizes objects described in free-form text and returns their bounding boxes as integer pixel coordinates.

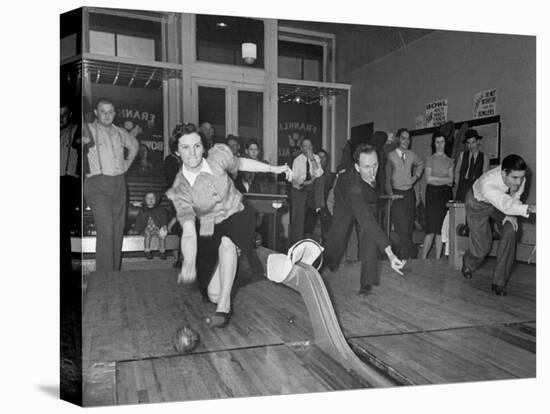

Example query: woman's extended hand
[177,261,196,285]
[272,164,293,181]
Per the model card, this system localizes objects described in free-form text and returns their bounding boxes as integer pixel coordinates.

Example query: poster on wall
[277,102,322,166]
[473,89,497,118]
[425,98,448,128]
[89,83,164,177]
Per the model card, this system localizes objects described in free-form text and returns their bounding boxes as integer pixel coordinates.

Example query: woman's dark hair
[172,122,197,139]
[245,138,260,150]
[168,136,178,153]
[431,132,447,154]
[171,122,200,148]
[502,154,527,174]
[353,143,377,163]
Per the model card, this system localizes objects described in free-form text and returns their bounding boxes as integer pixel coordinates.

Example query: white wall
[342,30,536,243]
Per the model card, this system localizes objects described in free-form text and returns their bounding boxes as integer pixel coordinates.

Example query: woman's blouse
[166,144,243,236]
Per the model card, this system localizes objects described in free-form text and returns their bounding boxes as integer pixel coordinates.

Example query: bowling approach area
[81,251,536,406]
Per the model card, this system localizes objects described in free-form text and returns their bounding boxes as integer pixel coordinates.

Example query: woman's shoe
[206,310,233,328]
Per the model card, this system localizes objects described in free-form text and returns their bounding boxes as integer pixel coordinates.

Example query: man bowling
[324,144,405,296]
[461,154,536,296]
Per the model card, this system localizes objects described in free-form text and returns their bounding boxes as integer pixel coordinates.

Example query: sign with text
[425,98,448,127]
[473,89,497,118]
[278,102,322,166]
[90,83,164,177]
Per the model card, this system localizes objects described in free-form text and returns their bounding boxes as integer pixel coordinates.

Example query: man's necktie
[466,154,474,180]
[401,152,406,164]
[305,159,311,181]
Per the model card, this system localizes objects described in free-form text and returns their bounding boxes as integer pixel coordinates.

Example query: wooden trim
[81,53,183,71]
[86,7,165,23]
[409,115,501,137]
[278,25,335,42]
[277,77,351,90]
[71,235,180,254]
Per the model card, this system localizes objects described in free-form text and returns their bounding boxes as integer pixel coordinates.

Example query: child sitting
[135,191,169,260]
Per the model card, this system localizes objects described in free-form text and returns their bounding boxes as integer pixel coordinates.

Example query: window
[88,11,163,62]
[196,14,264,68]
[278,40,323,81]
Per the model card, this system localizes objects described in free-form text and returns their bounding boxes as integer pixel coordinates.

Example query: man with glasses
[83,98,139,271]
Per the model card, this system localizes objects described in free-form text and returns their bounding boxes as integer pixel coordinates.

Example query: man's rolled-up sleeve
[482,183,529,217]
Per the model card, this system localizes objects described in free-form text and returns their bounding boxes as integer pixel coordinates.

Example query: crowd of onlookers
[61,97,493,270]
[62,99,535,325]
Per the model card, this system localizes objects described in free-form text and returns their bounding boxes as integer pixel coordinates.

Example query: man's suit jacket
[334,168,389,252]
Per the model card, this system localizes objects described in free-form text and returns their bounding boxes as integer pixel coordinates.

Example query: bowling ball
[172,325,200,354]
[456,224,469,237]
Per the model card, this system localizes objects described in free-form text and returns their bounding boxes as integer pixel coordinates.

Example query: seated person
[135,191,169,260]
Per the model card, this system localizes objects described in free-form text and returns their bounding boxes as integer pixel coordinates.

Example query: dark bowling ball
[456,224,469,237]
[172,325,200,354]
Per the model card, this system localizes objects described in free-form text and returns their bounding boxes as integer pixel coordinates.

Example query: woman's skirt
[196,202,263,299]
[425,184,453,235]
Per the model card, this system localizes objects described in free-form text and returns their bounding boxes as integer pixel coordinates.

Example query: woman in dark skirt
[166,124,292,328]
[421,133,454,259]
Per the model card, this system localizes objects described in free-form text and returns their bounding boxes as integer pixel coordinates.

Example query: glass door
[193,78,266,156]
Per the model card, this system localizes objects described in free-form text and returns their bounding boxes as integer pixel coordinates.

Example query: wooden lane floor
[83,257,535,405]
[116,343,371,404]
[349,323,536,385]
[322,258,535,337]
[83,268,386,405]
[322,258,536,385]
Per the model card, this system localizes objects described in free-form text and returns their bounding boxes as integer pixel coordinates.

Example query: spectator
[135,191,169,260]
[421,133,454,259]
[83,98,139,271]
[454,128,490,201]
[385,128,424,259]
[289,138,323,244]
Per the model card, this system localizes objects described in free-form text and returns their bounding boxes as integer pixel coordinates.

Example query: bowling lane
[116,343,371,404]
[83,269,314,366]
[322,259,536,337]
[349,323,536,385]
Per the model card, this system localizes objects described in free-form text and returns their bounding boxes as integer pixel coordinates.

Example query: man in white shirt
[83,98,139,271]
[289,138,323,244]
[462,154,536,296]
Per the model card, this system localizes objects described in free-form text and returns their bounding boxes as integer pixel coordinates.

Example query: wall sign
[425,98,448,127]
[473,89,497,119]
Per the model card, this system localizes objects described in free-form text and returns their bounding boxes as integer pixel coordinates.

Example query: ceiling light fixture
[242,42,257,65]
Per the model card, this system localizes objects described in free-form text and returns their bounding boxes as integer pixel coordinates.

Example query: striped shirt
[85,121,139,177]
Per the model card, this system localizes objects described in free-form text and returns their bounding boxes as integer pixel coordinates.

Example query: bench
[71,235,180,264]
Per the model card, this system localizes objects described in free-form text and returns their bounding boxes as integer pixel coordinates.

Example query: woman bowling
[166,124,292,328]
